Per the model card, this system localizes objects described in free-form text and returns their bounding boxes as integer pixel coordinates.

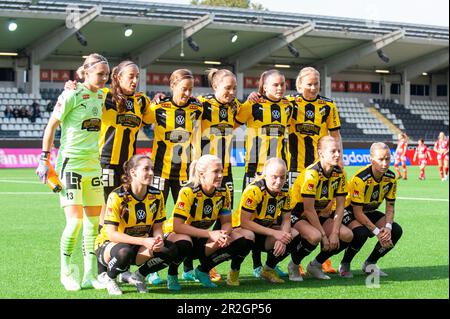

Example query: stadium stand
[371,98,449,141]
[336,97,396,142]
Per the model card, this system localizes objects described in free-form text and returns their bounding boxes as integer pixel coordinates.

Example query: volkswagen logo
[126,100,134,110]
[321,186,328,195]
[175,115,185,125]
[306,110,315,119]
[219,109,227,119]
[272,110,281,119]
[267,205,276,215]
[372,191,379,199]
[136,209,146,220]
[204,205,213,215]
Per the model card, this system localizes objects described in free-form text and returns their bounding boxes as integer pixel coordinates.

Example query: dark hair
[118,154,152,218]
[110,60,138,113]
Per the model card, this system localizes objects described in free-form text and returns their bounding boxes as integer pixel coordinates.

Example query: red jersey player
[433,131,449,181]
[394,133,408,180]
[413,138,432,180]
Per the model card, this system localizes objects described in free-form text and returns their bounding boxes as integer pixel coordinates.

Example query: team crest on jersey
[83,94,90,100]
[331,180,339,190]
[353,190,359,198]
[308,183,314,191]
[178,202,185,209]
[215,198,224,209]
[149,203,157,215]
[319,107,327,115]
[246,198,253,206]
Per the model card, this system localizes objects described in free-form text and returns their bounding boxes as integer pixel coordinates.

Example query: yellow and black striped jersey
[148,97,202,180]
[291,161,347,216]
[99,89,152,166]
[198,94,239,177]
[95,185,166,248]
[163,183,232,233]
[345,165,397,212]
[235,96,292,175]
[233,179,291,228]
[286,94,341,173]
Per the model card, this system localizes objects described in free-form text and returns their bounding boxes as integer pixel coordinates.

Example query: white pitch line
[0,179,42,184]
[0,192,54,195]
[396,196,448,202]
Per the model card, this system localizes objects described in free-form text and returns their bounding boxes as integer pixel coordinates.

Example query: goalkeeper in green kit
[36,53,110,291]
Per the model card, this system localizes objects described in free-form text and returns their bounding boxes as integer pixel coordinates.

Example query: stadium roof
[0,0,448,75]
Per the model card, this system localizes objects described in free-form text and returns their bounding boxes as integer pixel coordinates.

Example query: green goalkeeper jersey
[52,83,104,161]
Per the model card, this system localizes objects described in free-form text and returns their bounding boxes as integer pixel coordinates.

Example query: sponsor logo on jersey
[136,209,146,223]
[321,186,328,195]
[308,183,314,191]
[203,205,213,216]
[161,103,171,108]
[353,190,359,198]
[117,114,142,128]
[98,94,103,99]
[83,94,90,100]
[246,198,253,206]
[126,99,134,110]
[219,109,227,119]
[92,107,99,116]
[318,99,326,104]
[272,110,281,119]
[148,195,156,200]
[81,118,101,131]
[383,185,390,193]
[197,192,203,198]
[331,180,339,190]
[178,202,185,209]
[371,191,379,199]
[175,115,185,125]
[305,110,315,119]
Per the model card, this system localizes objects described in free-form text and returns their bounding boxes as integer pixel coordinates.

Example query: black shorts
[95,241,141,267]
[151,176,188,204]
[191,237,209,260]
[342,208,385,228]
[291,212,333,227]
[101,164,124,202]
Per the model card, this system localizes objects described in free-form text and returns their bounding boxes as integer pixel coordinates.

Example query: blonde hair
[296,66,320,93]
[261,157,287,178]
[370,142,390,157]
[206,68,236,89]
[188,155,222,188]
[318,135,337,152]
[76,53,109,81]
[170,68,194,88]
[257,69,285,96]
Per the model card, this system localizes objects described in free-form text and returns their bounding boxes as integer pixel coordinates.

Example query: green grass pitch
[0,166,448,299]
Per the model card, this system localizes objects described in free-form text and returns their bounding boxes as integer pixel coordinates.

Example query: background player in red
[413,138,432,180]
[394,133,408,180]
[433,131,449,181]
